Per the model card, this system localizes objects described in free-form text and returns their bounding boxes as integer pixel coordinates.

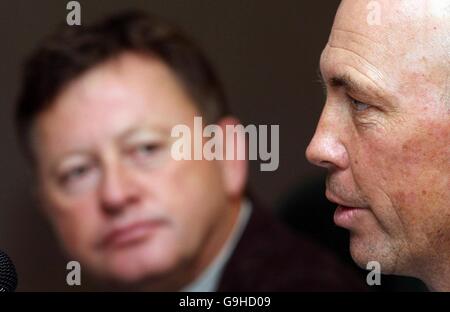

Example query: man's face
[33,53,242,286]
[306,0,450,279]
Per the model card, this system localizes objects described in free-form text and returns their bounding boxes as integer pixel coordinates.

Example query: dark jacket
[217,205,367,291]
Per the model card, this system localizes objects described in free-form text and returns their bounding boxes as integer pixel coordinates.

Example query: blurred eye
[60,164,92,185]
[127,142,165,166]
[134,143,158,157]
[349,96,370,112]
[53,152,100,195]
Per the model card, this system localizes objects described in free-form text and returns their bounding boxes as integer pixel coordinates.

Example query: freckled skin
[306,0,450,290]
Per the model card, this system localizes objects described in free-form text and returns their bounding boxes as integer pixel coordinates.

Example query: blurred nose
[306,106,349,171]
[99,160,140,215]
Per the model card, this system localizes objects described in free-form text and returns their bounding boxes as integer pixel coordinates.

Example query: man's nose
[305,108,349,170]
[99,162,140,214]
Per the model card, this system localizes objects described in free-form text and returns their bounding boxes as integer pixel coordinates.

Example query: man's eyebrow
[316,69,359,92]
[118,125,169,142]
[329,74,364,94]
[318,69,387,101]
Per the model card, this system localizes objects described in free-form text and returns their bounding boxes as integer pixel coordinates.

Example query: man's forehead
[338,0,450,20]
[335,0,450,43]
[324,0,450,90]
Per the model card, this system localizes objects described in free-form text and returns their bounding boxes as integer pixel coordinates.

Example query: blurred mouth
[100,219,168,250]
[326,190,367,229]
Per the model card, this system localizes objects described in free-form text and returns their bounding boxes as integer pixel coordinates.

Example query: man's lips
[326,190,366,228]
[100,219,168,249]
[333,205,365,228]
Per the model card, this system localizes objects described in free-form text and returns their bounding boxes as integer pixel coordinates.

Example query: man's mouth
[100,219,168,249]
[333,205,366,228]
[326,190,366,229]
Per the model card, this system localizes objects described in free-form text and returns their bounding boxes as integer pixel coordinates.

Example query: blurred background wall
[0,0,341,290]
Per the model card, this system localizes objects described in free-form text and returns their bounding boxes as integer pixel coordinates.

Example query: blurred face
[33,53,244,288]
[306,0,450,283]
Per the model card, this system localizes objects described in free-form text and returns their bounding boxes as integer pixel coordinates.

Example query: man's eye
[136,143,158,155]
[130,143,161,160]
[126,141,168,169]
[349,97,370,112]
[60,165,91,184]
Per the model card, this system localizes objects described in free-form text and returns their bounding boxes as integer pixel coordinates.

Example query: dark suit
[217,205,367,291]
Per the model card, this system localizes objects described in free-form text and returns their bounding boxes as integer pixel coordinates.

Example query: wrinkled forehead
[323,0,450,95]
[333,0,450,54]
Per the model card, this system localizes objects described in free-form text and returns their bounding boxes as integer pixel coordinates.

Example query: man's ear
[216,116,248,199]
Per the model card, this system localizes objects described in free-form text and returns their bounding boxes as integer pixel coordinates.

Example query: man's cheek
[351,136,415,207]
[400,123,449,189]
[350,138,397,196]
[391,125,448,223]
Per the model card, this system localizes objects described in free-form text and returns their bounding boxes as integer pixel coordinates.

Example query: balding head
[334,0,450,108]
[307,0,450,291]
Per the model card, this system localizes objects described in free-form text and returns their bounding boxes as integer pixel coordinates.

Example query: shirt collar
[181,199,252,292]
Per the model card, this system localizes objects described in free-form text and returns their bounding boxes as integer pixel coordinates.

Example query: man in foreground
[307,0,450,291]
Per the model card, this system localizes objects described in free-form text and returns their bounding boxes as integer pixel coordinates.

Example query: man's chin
[91,249,181,289]
[93,262,176,290]
[348,232,397,275]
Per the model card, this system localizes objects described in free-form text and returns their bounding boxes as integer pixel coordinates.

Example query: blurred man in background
[15,11,364,291]
[307,0,450,291]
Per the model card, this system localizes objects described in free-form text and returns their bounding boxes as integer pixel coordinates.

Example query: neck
[179,198,242,290]
[411,247,450,292]
[136,198,242,291]
[421,263,450,292]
